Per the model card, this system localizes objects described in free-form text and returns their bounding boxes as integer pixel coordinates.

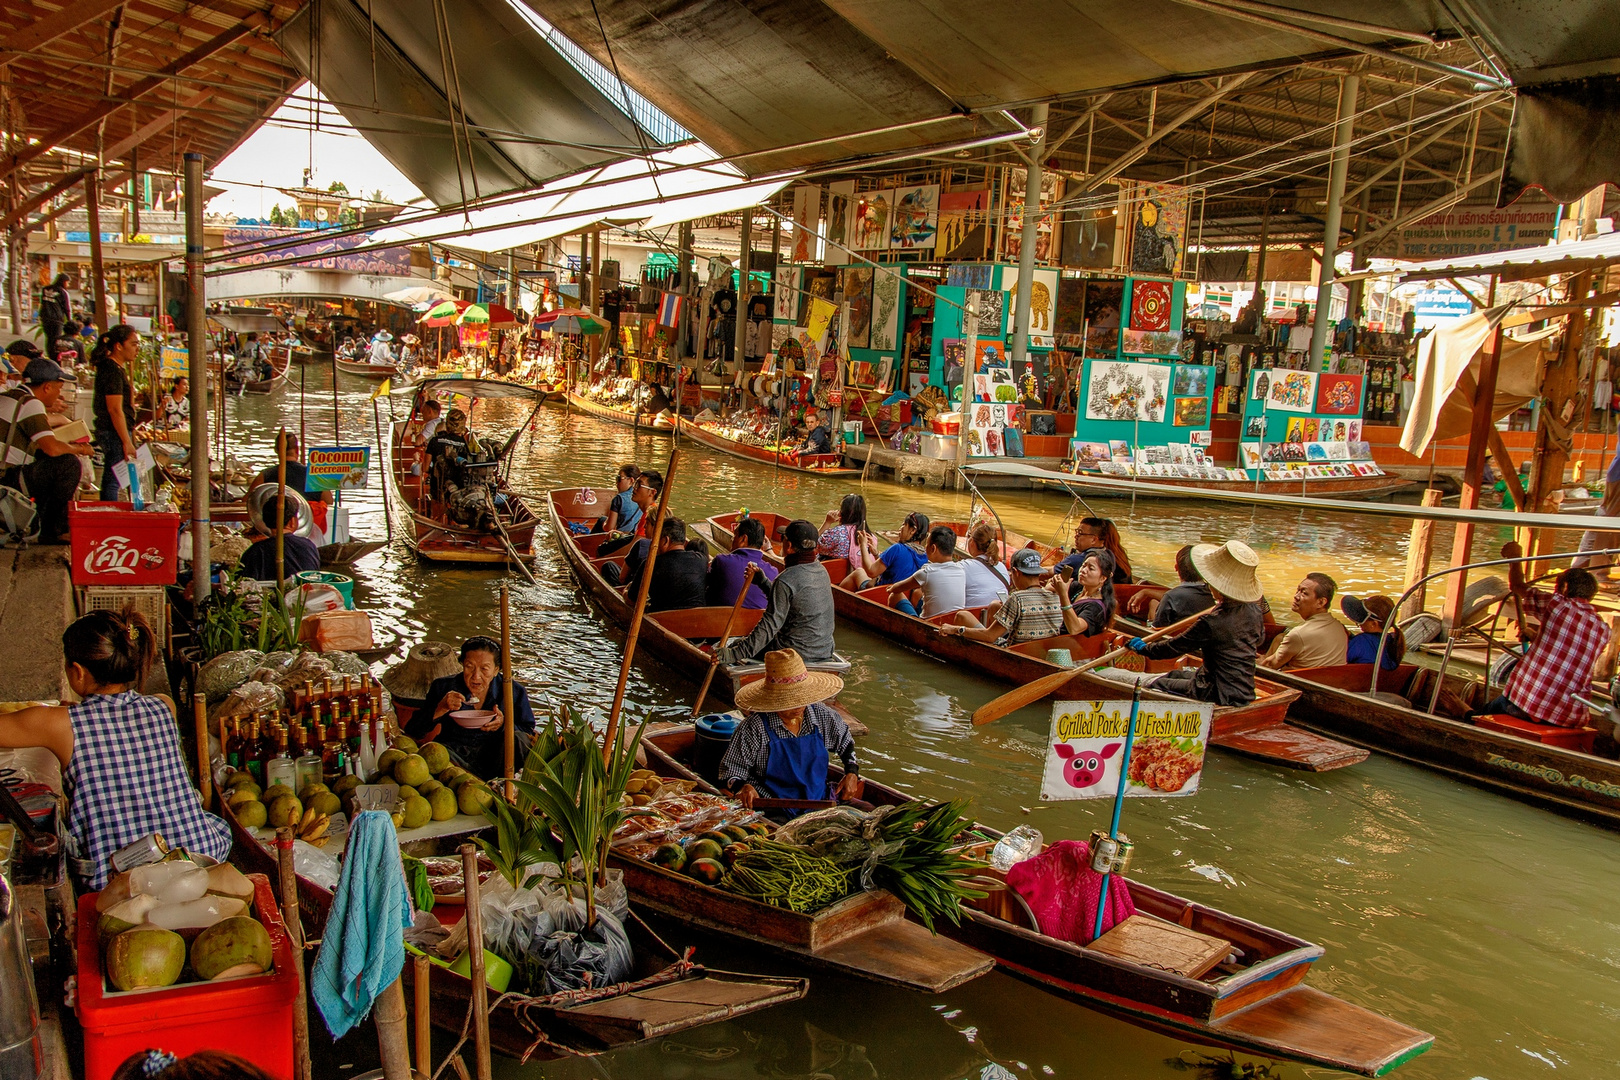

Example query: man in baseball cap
[0,355,93,543]
[946,546,1085,644]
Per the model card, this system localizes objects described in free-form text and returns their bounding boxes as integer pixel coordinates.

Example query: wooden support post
[1526,270,1594,577]
[375,977,412,1080]
[413,953,432,1075]
[276,829,313,1080]
[85,170,105,331]
[192,691,211,807]
[500,581,515,794]
[1399,488,1444,620]
[461,843,493,1080]
[1442,321,1506,627]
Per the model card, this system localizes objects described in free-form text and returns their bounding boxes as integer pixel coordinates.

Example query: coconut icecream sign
[306,446,371,490]
[1041,699,1214,800]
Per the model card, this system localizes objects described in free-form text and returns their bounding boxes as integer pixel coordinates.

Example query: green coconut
[105,927,186,991]
[457,783,493,816]
[189,916,273,981]
[401,795,433,829]
[97,894,161,948]
[205,863,256,906]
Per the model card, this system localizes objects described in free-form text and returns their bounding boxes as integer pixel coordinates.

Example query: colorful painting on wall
[796,268,837,327]
[942,338,967,391]
[1266,370,1317,413]
[1127,181,1190,276]
[937,189,990,260]
[1055,277,1087,340]
[869,269,901,350]
[1086,361,1169,423]
[823,181,854,266]
[790,185,820,264]
[1061,182,1122,269]
[1121,330,1183,356]
[1000,266,1060,348]
[966,289,1004,337]
[850,189,892,250]
[1172,396,1210,427]
[975,340,1010,374]
[1316,373,1364,414]
[774,265,800,322]
[1001,169,1063,262]
[1172,365,1212,397]
[1130,280,1173,331]
[840,266,874,349]
[889,184,940,250]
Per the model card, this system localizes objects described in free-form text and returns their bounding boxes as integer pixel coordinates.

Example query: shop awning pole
[1010,103,1047,369]
[184,151,210,603]
[1308,75,1358,363]
[734,207,753,375]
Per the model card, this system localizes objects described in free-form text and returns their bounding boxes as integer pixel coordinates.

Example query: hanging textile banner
[459,324,489,350]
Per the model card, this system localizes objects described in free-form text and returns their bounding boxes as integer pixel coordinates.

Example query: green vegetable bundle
[723,839,853,912]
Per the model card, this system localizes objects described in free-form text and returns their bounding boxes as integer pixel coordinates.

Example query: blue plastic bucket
[694,714,739,784]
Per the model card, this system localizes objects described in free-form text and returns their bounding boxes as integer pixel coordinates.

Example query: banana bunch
[296,807,332,847]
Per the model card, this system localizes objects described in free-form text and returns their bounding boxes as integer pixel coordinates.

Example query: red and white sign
[68,503,180,586]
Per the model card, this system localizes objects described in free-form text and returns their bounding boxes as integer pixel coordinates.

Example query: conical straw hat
[380,641,462,703]
[1189,540,1263,603]
[734,649,844,713]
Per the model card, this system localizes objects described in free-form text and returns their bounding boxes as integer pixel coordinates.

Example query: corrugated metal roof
[1399,231,1620,281]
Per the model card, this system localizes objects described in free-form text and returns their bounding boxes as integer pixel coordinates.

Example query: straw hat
[734,649,844,714]
[1189,540,1263,603]
[381,641,463,704]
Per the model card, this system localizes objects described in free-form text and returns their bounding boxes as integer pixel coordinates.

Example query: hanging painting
[1081,279,1123,359]
[1266,370,1317,413]
[823,180,854,266]
[1126,180,1191,276]
[966,289,1004,338]
[1172,396,1210,427]
[975,340,1010,374]
[1121,330,1183,356]
[1130,280,1173,331]
[1243,414,1267,438]
[937,189,989,260]
[1171,365,1211,397]
[968,403,1004,458]
[869,269,901,351]
[999,266,1060,348]
[840,266,874,349]
[1315,373,1364,414]
[796,268,837,327]
[1250,368,1271,401]
[1061,182,1123,270]
[789,185,820,264]
[1086,361,1169,423]
[850,189,892,250]
[942,338,967,392]
[889,184,940,250]
[1054,277,1087,342]
[773,265,800,322]
[946,264,993,289]
[1000,169,1063,262]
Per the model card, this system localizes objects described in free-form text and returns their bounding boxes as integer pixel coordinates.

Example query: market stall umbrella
[456,304,490,325]
[418,299,469,328]
[533,307,607,335]
[382,284,455,307]
[481,303,519,329]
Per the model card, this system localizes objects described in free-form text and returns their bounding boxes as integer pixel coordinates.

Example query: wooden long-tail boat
[702,511,1362,772]
[674,416,862,477]
[1062,468,1415,501]
[566,389,675,432]
[215,798,808,1060]
[389,376,542,564]
[637,724,1431,1076]
[221,344,292,394]
[335,354,404,380]
[1268,661,1620,828]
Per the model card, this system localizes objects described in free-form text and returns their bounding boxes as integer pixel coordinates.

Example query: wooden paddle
[692,563,756,717]
[970,606,1215,727]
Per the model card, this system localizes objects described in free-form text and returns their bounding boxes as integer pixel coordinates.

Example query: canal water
[224,368,1620,1079]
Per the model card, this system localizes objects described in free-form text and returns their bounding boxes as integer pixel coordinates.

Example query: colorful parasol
[418,299,469,327]
[532,307,608,335]
[456,304,489,325]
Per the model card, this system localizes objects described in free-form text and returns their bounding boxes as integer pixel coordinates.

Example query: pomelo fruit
[427,787,457,822]
[392,735,419,756]
[266,795,303,828]
[457,783,493,816]
[261,784,295,803]
[376,748,406,775]
[419,742,451,774]
[297,782,329,803]
[307,792,342,817]
[105,927,186,990]
[393,754,431,788]
[236,800,268,829]
[401,795,432,829]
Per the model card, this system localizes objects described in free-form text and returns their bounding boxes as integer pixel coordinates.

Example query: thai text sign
[1041,699,1213,800]
[1394,206,1558,260]
[306,446,370,490]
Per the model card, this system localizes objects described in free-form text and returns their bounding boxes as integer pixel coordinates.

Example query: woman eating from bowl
[719,649,863,817]
[407,636,535,779]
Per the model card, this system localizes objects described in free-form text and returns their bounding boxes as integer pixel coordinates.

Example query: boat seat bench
[1472,714,1597,752]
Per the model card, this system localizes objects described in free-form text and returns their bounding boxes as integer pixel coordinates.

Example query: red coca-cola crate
[68,502,182,586]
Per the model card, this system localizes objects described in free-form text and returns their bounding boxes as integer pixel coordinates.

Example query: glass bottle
[318,722,345,786]
[225,719,244,773]
[295,725,324,793]
[266,727,297,789]
[243,720,265,785]
[342,714,361,759]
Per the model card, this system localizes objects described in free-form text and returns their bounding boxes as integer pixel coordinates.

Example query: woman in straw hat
[719,649,863,814]
[1126,540,1265,706]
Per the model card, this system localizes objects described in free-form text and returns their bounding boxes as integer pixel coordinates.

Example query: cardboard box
[930,413,962,437]
[919,434,957,459]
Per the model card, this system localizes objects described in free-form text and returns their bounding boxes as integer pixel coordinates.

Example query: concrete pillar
[1010,103,1049,368]
[1308,75,1358,365]
[734,207,753,370]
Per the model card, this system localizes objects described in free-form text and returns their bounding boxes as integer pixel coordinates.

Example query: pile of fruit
[643,822,772,885]
[94,858,275,991]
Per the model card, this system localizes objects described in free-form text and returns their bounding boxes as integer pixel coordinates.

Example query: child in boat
[1342,594,1403,670]
[885,526,966,618]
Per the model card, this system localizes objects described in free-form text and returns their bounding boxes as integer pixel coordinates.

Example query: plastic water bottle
[990,825,1043,872]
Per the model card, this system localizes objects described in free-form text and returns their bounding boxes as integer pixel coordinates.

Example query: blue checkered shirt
[67,691,231,889]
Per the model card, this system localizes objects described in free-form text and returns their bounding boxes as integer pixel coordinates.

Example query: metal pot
[0,875,41,1080]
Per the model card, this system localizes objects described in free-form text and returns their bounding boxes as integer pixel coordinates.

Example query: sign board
[1394,205,1558,260]
[306,446,371,490]
[1411,287,1475,327]
[160,345,189,379]
[1041,699,1214,800]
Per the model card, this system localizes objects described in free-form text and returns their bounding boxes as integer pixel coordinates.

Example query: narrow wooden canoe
[388,377,542,565]
[1270,662,1620,829]
[566,390,675,432]
[613,730,994,993]
[675,416,863,476]
[704,511,1363,772]
[216,798,808,1061]
[221,345,291,394]
[1064,470,1415,501]
[639,724,1430,1075]
[335,355,403,380]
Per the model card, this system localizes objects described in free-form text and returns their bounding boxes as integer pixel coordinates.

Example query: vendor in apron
[719,649,863,814]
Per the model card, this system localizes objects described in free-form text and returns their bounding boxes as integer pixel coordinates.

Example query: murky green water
[227,368,1620,1079]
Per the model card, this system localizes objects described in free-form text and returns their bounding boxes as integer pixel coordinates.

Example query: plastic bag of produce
[206,680,284,723]
[526,889,633,995]
[300,610,375,653]
[248,651,299,684]
[323,651,372,677]
[196,650,266,703]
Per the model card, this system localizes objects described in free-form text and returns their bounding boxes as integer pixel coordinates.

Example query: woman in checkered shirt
[0,607,229,889]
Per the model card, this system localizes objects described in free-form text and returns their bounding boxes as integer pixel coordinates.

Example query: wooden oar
[970,606,1215,727]
[692,563,756,717]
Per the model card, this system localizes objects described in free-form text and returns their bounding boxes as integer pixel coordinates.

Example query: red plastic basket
[76,873,297,1080]
[68,502,181,586]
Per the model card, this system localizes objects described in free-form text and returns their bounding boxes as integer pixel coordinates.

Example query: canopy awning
[1399,231,1620,283]
[412,376,543,401]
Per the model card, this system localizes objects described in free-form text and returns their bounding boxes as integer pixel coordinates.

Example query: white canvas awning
[1400,305,1560,457]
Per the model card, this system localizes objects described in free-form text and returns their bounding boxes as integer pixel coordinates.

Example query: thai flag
[658,291,683,327]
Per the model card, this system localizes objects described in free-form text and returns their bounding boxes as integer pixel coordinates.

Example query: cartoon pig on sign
[1054,742,1120,790]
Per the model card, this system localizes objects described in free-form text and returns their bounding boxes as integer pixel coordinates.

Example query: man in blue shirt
[796,407,833,456]
[1342,594,1402,670]
[239,501,321,581]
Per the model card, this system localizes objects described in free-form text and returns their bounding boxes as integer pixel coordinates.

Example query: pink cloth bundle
[1005,839,1137,944]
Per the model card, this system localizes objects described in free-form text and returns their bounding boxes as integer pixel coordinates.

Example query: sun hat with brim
[734,649,844,713]
[1189,540,1263,603]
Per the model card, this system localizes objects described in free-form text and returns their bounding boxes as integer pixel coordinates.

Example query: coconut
[419,742,451,775]
[97,894,162,947]
[95,872,134,914]
[147,895,246,940]
[105,927,187,991]
[129,858,203,899]
[190,916,273,981]
[205,863,256,906]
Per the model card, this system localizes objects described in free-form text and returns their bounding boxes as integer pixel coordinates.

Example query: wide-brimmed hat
[381,641,462,703]
[1342,593,1394,626]
[1189,540,1263,603]
[734,649,844,713]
